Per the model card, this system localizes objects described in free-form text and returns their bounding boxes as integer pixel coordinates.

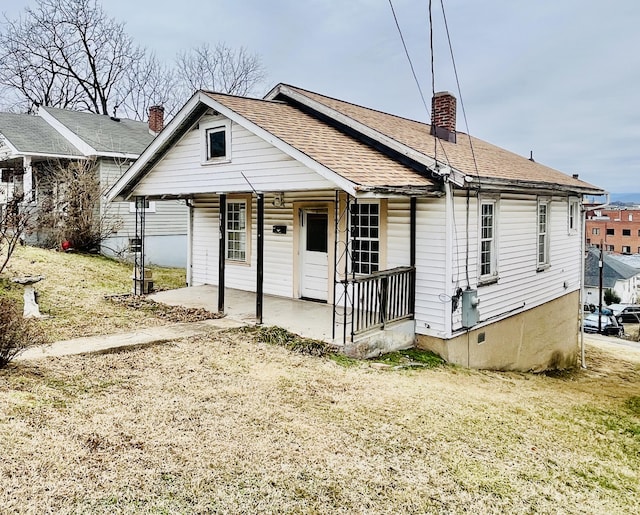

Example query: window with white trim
[201,119,231,163]
[350,202,379,275]
[568,198,579,234]
[480,199,497,279]
[537,200,550,268]
[226,199,248,262]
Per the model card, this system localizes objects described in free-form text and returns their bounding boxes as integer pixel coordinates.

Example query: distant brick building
[586,209,640,254]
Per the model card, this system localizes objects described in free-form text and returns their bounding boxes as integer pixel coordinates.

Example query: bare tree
[0,1,267,119]
[175,42,267,98]
[115,53,181,121]
[0,193,32,274]
[0,0,144,115]
[36,159,121,252]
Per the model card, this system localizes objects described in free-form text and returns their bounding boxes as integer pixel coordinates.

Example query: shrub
[604,288,621,306]
[0,297,47,368]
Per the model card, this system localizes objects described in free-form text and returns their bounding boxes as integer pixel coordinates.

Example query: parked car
[608,304,640,324]
[583,313,624,336]
[583,304,613,315]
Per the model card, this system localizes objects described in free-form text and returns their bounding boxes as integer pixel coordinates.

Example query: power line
[439,0,481,184]
[387,0,430,117]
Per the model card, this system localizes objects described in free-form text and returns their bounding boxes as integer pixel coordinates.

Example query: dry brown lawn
[1,246,186,341]
[1,329,639,514]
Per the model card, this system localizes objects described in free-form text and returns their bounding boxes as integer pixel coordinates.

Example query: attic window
[201,119,231,164]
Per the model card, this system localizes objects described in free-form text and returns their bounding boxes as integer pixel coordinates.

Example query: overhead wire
[439,0,478,289]
[387,0,451,170]
[387,0,430,116]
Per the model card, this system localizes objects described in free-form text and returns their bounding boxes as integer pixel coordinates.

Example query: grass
[1,247,639,512]
[0,333,638,513]
[0,245,186,340]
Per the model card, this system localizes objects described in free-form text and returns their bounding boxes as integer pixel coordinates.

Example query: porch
[149,273,417,357]
[149,285,335,343]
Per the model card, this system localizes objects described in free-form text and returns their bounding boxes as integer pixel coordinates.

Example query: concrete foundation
[416,291,580,372]
[343,320,415,359]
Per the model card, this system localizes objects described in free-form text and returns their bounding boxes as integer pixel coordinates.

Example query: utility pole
[598,240,604,333]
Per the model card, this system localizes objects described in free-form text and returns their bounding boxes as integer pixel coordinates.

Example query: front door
[300,209,329,302]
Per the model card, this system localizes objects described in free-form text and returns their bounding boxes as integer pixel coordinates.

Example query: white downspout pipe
[444,178,454,341]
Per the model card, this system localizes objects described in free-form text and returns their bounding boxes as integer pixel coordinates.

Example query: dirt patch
[106,294,222,323]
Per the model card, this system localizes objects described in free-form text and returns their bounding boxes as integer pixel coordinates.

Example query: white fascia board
[199,94,358,196]
[93,151,140,160]
[38,106,96,156]
[268,84,466,187]
[106,91,211,202]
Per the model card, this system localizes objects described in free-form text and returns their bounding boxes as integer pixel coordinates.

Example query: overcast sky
[3,0,639,193]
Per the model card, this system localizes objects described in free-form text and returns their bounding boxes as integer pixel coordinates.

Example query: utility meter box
[462,288,480,328]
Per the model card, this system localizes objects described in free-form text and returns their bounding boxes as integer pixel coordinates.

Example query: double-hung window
[568,198,579,234]
[201,119,231,163]
[537,199,550,269]
[479,199,497,279]
[350,202,380,275]
[226,198,249,262]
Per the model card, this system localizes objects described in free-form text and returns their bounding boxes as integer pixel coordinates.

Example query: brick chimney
[431,91,457,143]
[148,105,164,134]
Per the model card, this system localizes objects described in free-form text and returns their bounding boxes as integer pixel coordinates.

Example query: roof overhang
[462,175,606,196]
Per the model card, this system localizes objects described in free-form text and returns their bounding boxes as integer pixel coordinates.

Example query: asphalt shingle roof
[0,112,82,157]
[279,85,603,193]
[584,248,639,288]
[41,107,154,155]
[204,92,435,189]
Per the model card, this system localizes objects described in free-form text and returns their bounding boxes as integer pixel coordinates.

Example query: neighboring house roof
[268,84,601,193]
[40,107,154,157]
[107,83,605,201]
[584,248,639,288]
[0,112,82,158]
[606,253,640,271]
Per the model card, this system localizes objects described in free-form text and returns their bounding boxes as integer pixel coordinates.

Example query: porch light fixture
[272,192,285,208]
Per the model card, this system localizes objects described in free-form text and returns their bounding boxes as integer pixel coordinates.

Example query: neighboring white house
[584,250,640,305]
[107,84,605,371]
[0,106,187,267]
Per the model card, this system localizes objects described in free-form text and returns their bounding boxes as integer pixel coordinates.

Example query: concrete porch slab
[149,285,336,343]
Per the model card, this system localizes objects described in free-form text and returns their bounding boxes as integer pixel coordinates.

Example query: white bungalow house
[0,106,187,266]
[584,248,639,305]
[107,84,605,370]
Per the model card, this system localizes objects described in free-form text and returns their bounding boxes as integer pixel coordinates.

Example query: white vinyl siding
[191,190,336,297]
[132,118,335,196]
[100,159,187,237]
[414,198,448,335]
[439,194,581,336]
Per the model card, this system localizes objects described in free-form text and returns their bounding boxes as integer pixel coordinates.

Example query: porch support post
[218,194,226,313]
[133,196,146,295]
[256,192,264,324]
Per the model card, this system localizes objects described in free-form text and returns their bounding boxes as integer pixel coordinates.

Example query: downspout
[580,193,610,368]
[218,193,226,313]
[444,178,454,339]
